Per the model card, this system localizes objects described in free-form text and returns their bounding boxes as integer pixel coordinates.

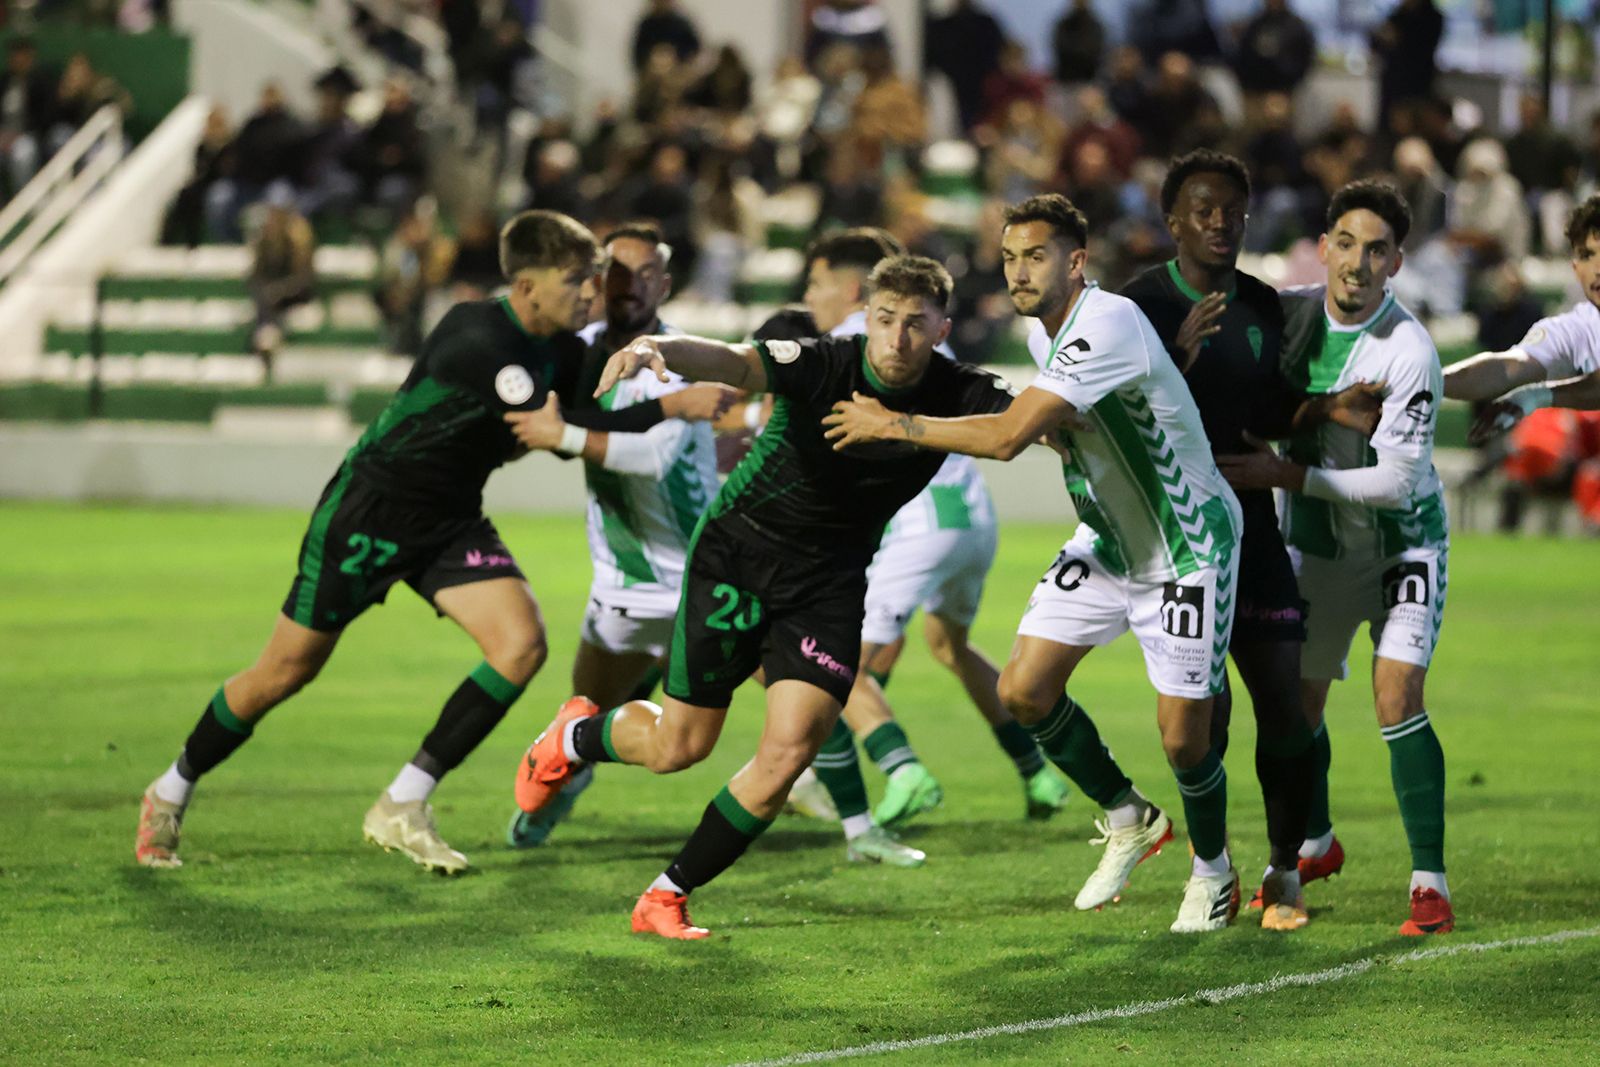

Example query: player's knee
[256,651,323,703]
[998,671,1049,725]
[1374,686,1423,728]
[489,626,547,686]
[1160,718,1211,769]
[923,627,960,670]
[649,732,713,774]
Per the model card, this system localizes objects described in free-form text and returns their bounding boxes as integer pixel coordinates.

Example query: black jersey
[346,298,663,514]
[708,335,1013,559]
[1120,260,1303,456]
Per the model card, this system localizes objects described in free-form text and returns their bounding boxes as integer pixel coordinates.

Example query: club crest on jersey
[1246,325,1263,362]
[1522,325,1546,347]
[765,340,803,364]
[495,365,536,405]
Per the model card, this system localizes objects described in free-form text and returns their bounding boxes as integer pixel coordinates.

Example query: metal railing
[0,106,125,290]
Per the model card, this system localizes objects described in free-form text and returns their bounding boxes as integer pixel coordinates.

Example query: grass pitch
[3,503,1598,1064]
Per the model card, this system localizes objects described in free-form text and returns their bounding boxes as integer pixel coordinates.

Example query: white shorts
[861,525,998,645]
[1015,529,1236,699]
[579,591,676,658]
[1292,545,1447,681]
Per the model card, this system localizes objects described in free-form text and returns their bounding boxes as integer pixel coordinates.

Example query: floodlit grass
[3,504,1597,1064]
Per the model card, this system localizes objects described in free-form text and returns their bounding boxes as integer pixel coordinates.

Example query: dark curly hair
[1002,194,1089,249]
[1160,149,1252,217]
[1565,194,1600,254]
[1326,179,1412,246]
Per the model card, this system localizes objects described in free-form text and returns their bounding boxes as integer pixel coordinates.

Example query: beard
[1009,289,1044,316]
[607,299,654,334]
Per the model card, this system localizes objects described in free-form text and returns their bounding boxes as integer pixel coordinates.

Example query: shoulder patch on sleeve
[765,340,803,364]
[1521,324,1547,347]
[495,365,536,405]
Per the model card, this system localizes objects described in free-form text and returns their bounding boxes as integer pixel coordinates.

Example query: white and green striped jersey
[1025,283,1240,582]
[828,309,995,538]
[1279,286,1448,560]
[581,356,719,611]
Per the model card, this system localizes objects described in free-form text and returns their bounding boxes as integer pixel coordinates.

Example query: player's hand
[822,391,896,450]
[595,337,669,396]
[1327,380,1387,437]
[1216,432,1305,491]
[503,393,565,451]
[1468,398,1523,445]
[663,383,740,423]
[1173,291,1227,372]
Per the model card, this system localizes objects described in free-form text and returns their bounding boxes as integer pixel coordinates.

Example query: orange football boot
[1398,887,1455,936]
[514,697,599,815]
[632,888,711,939]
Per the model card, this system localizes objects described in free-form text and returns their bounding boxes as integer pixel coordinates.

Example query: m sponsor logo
[495,365,536,405]
[1160,583,1206,639]
[801,636,855,681]
[1383,561,1430,608]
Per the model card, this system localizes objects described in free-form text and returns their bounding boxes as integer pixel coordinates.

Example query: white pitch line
[730,926,1600,1067]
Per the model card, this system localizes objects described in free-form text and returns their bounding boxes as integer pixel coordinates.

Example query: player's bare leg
[137,614,339,868]
[924,613,1068,818]
[364,578,546,874]
[1373,656,1452,934]
[633,681,840,938]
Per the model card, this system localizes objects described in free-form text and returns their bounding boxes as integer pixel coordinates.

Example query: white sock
[1105,789,1147,830]
[152,762,194,807]
[650,872,686,895]
[841,813,873,840]
[1411,870,1449,899]
[386,763,438,805]
[1299,829,1334,859]
[1192,847,1232,879]
[561,717,585,762]
[1263,865,1302,897]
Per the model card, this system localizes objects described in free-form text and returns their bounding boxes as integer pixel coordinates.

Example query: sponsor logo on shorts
[800,636,855,681]
[466,549,516,568]
[1382,561,1430,608]
[1159,583,1206,640]
[1237,603,1304,623]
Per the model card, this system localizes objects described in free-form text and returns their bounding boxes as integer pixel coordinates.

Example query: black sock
[176,688,253,779]
[571,708,619,764]
[414,661,526,776]
[1256,737,1316,870]
[663,786,773,893]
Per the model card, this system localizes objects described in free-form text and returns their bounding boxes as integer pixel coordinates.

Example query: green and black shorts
[281,469,524,632]
[665,514,868,708]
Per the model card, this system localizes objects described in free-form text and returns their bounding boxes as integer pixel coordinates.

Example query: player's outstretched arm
[594,335,768,396]
[822,386,1072,460]
[1442,349,1546,402]
[1468,370,1600,444]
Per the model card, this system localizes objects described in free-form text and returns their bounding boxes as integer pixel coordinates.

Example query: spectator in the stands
[297,65,361,223]
[47,52,129,154]
[947,198,1010,363]
[685,44,753,118]
[1129,0,1220,65]
[924,0,1004,134]
[807,0,891,68]
[0,37,58,194]
[979,40,1045,131]
[1504,93,1582,253]
[1449,137,1529,265]
[1578,109,1600,200]
[632,0,700,72]
[626,140,696,279]
[1387,134,1459,314]
[1051,0,1105,86]
[981,97,1063,204]
[1058,85,1140,183]
[447,207,503,299]
[1103,45,1152,132]
[815,139,882,232]
[634,42,692,126]
[758,56,819,182]
[475,16,536,132]
[1139,51,1215,161]
[690,152,764,302]
[1392,135,1450,250]
[1231,0,1314,126]
[1415,94,1468,177]
[1241,92,1307,252]
[248,181,316,377]
[851,43,925,173]
[357,77,427,223]
[211,81,304,241]
[1474,261,1544,355]
[523,138,591,218]
[1060,139,1122,234]
[1371,0,1444,131]
[377,199,454,355]
[166,105,235,246]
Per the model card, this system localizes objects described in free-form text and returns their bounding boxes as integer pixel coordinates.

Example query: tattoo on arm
[896,414,924,441]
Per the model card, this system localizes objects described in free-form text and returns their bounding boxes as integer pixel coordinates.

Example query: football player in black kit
[135,211,706,875]
[513,255,1026,939]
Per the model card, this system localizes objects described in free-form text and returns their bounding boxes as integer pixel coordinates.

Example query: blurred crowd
[142,0,1600,364]
[0,35,131,197]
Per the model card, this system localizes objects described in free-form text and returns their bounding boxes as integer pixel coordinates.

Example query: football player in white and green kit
[826,194,1246,933]
[1218,180,1455,935]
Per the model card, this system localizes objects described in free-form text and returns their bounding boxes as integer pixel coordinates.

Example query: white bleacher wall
[0,97,210,379]
[174,0,335,116]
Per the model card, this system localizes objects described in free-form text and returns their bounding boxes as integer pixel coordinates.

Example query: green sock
[1025,695,1132,808]
[1307,721,1333,838]
[863,721,919,775]
[812,719,869,819]
[1173,748,1229,863]
[993,720,1045,778]
[1382,712,1446,872]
